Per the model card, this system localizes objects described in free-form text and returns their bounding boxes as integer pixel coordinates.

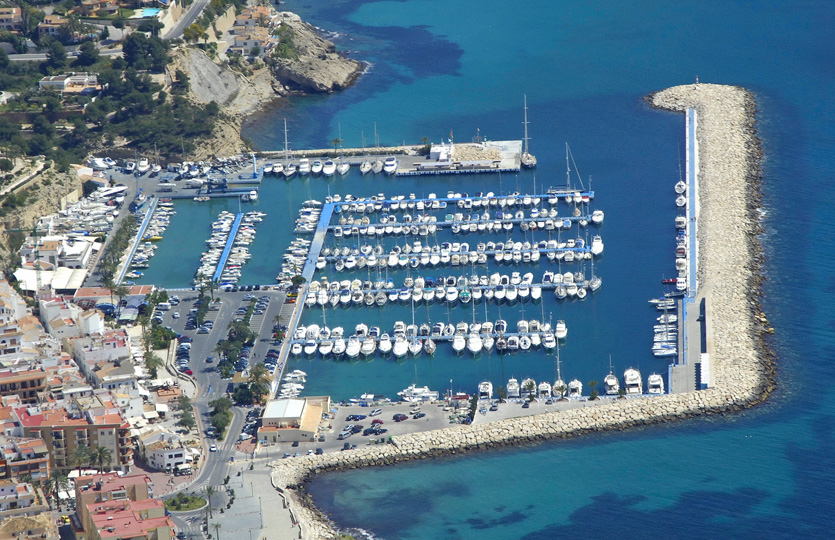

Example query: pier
[116,196,158,285]
[669,107,702,393]
[212,212,243,282]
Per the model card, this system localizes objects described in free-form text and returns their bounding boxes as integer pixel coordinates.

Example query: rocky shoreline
[266,83,774,539]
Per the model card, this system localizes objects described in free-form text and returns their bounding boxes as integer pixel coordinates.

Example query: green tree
[211,522,221,540]
[176,410,196,430]
[76,40,99,66]
[112,17,126,30]
[290,275,306,288]
[32,115,55,138]
[137,19,164,37]
[45,470,69,508]
[46,40,67,71]
[330,137,342,153]
[0,48,9,71]
[92,445,113,473]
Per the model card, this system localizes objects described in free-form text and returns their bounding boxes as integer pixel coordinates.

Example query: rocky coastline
[170,12,364,158]
[266,83,774,539]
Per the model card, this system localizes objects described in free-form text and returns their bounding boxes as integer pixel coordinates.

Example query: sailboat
[359,130,372,174]
[604,355,619,395]
[521,95,537,168]
[553,343,566,399]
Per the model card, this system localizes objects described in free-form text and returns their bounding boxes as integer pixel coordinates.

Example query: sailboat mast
[523,95,530,155]
[565,143,571,189]
[283,118,289,161]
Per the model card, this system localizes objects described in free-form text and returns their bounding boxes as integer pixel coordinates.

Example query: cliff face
[169,48,280,117]
[270,12,364,94]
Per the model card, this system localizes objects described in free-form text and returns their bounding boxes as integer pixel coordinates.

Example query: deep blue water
[247,1,835,538]
[147,0,835,536]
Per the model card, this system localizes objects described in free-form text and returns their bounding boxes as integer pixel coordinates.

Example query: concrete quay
[267,83,774,539]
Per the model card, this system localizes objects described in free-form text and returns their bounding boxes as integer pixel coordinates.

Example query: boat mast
[283,118,289,162]
[523,95,530,156]
[565,143,571,190]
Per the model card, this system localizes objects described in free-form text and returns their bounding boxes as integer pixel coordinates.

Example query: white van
[157,302,171,311]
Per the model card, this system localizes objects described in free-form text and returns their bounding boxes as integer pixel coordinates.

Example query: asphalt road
[9,47,123,62]
[164,0,210,40]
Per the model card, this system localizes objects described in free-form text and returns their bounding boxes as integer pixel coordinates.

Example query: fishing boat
[624,367,642,394]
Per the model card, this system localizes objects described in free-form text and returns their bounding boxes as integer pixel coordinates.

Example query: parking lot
[259,401,456,458]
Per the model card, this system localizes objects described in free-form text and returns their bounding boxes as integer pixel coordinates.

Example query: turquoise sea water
[152,0,835,536]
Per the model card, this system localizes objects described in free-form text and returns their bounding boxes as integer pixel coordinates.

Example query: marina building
[258,396,330,443]
[136,429,196,473]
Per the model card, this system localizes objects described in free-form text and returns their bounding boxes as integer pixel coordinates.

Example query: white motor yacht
[298,158,311,176]
[624,368,642,394]
[383,156,398,175]
[323,160,336,176]
[568,379,583,398]
[648,373,665,394]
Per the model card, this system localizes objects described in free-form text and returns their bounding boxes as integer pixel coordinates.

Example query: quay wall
[268,83,775,539]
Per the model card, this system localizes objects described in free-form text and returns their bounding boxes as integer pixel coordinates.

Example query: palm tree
[204,485,216,518]
[211,522,221,540]
[102,276,118,306]
[587,380,599,401]
[45,470,69,509]
[114,284,130,313]
[145,351,164,378]
[70,444,90,476]
[92,445,113,473]
[248,363,270,404]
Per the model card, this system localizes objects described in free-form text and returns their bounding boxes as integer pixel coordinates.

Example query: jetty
[211,212,243,282]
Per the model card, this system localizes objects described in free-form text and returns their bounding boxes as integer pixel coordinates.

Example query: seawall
[267,83,774,539]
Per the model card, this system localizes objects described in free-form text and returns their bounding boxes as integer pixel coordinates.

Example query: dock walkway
[212,212,243,282]
[116,197,158,285]
[271,202,335,396]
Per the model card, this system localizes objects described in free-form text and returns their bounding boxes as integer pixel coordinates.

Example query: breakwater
[267,83,774,539]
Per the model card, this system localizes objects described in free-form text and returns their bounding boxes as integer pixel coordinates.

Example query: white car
[209,444,217,452]
[172,312,180,319]
[369,408,382,416]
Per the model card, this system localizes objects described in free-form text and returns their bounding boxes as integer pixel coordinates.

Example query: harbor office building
[258,396,330,444]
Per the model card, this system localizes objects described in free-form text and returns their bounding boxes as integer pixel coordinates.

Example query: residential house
[0,365,47,404]
[37,15,68,39]
[0,7,22,33]
[230,26,273,56]
[0,480,49,518]
[233,6,274,30]
[68,330,131,381]
[0,438,50,482]
[78,0,119,17]
[137,429,194,473]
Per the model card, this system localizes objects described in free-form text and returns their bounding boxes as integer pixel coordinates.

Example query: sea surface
[153,0,834,537]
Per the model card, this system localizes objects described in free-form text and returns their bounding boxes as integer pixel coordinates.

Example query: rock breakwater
[269,83,773,539]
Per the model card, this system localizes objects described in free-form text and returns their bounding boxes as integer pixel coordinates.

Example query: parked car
[413,412,426,419]
[369,408,382,416]
[393,414,408,422]
[371,419,384,425]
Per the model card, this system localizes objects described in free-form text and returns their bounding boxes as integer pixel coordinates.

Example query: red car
[371,419,384,425]
[183,369,193,376]
[393,414,408,422]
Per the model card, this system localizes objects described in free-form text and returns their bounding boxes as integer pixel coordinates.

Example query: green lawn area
[164,494,207,512]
